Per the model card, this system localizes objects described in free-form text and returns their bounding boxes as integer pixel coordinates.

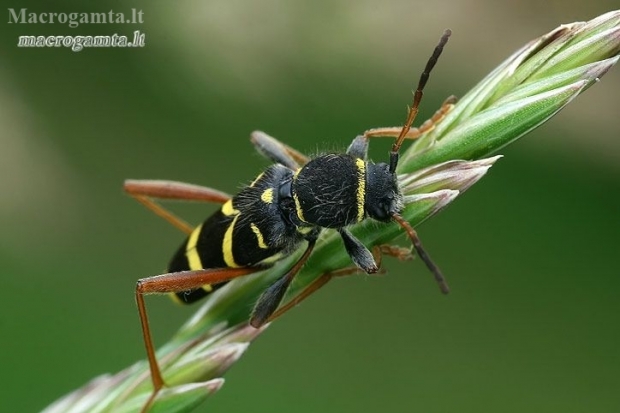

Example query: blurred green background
[2,1,619,412]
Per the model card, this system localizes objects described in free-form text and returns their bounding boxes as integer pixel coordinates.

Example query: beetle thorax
[290,155,403,229]
[291,154,365,228]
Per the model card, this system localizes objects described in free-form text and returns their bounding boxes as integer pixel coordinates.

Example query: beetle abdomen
[169,164,305,304]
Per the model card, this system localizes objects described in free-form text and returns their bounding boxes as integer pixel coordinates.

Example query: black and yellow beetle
[126,29,452,412]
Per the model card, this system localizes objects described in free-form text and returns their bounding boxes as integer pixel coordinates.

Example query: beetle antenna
[389,29,452,173]
[392,213,450,294]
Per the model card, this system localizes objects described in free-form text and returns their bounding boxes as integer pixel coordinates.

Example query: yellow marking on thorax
[185,224,204,270]
[221,199,239,216]
[355,158,366,222]
[222,215,241,267]
[292,168,307,223]
[250,172,265,187]
[293,193,307,223]
[250,223,269,249]
[261,188,274,204]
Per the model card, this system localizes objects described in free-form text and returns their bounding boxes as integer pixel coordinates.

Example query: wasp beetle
[125,29,452,411]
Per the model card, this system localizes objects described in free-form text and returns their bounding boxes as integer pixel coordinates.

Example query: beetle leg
[124,180,232,234]
[250,239,316,327]
[363,95,456,141]
[136,266,263,412]
[250,130,310,169]
[265,244,412,323]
